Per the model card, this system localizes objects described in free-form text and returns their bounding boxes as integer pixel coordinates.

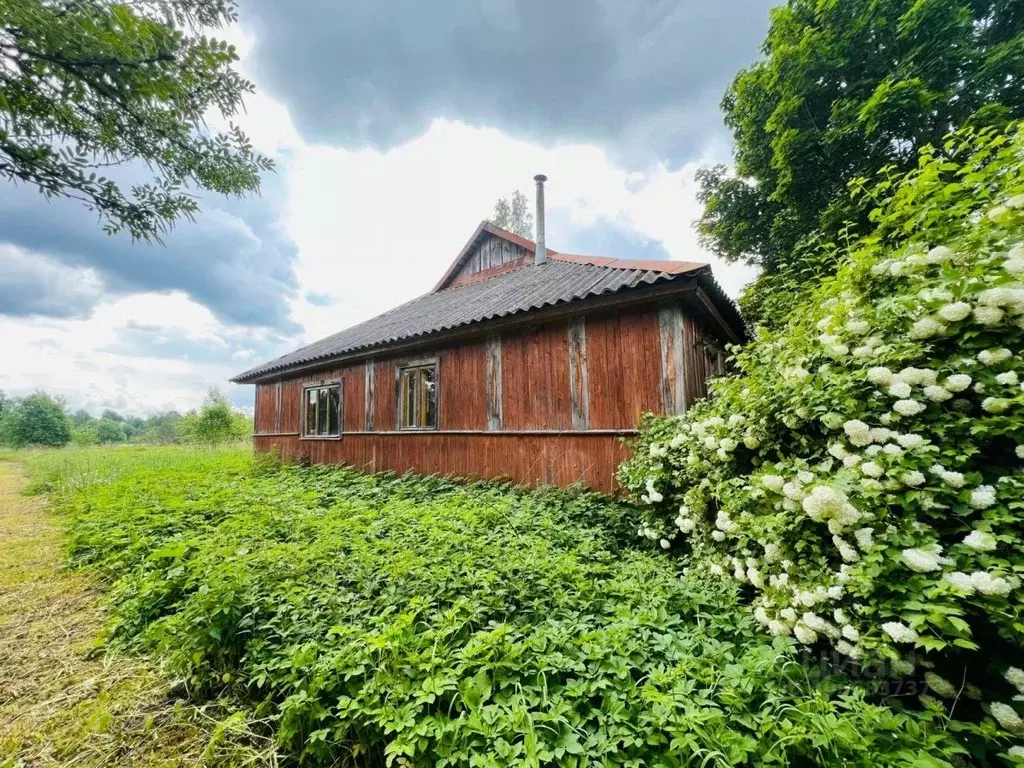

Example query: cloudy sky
[1,1,773,416]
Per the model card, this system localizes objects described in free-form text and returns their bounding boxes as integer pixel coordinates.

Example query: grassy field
[1,446,968,766]
[0,451,276,767]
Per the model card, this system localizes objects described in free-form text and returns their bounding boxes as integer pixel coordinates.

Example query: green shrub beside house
[622,126,1024,761]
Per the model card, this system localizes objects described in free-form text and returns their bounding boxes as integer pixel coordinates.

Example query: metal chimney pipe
[534,173,547,265]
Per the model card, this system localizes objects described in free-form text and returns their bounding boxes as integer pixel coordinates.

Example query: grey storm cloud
[0,170,300,330]
[0,246,105,319]
[241,0,774,166]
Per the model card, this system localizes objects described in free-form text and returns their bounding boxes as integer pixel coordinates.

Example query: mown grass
[13,445,972,767]
[0,452,277,767]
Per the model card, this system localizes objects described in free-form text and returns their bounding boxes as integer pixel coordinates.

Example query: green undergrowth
[26,447,970,766]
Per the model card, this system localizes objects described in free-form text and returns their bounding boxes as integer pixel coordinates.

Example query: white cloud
[281,119,754,342]
[3,31,755,415]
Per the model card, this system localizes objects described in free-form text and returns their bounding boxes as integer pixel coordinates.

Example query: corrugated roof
[232,251,742,383]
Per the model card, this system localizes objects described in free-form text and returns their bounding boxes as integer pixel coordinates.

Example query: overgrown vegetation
[21,446,971,766]
[0,457,275,768]
[623,125,1024,762]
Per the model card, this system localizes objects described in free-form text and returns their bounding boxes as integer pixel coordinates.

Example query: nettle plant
[622,126,1024,753]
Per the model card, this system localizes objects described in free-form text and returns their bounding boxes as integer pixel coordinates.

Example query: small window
[398,363,437,429]
[303,384,341,437]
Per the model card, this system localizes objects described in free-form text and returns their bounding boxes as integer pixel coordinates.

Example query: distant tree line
[0,388,251,449]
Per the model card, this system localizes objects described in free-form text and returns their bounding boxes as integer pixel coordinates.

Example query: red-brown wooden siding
[251,301,727,493]
[585,309,663,429]
[439,341,488,430]
[501,323,572,430]
[254,433,632,492]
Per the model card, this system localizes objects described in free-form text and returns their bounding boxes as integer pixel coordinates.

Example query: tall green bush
[622,126,1024,758]
[0,392,72,447]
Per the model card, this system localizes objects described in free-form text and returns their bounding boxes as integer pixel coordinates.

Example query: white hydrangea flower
[975,305,1006,325]
[715,511,736,532]
[860,461,883,478]
[922,385,952,402]
[990,702,1024,732]
[643,478,663,504]
[760,474,786,493]
[843,419,872,446]
[944,374,972,392]
[883,443,903,456]
[836,640,862,659]
[659,539,671,549]
[971,571,1015,596]
[854,527,874,549]
[1017,445,1024,459]
[926,245,953,263]
[937,302,972,322]
[901,547,944,573]
[841,624,860,642]
[963,530,998,552]
[909,317,945,339]
[827,443,848,460]
[888,380,913,398]
[899,367,937,386]
[997,371,1020,386]
[835,538,859,563]
[979,287,1024,308]
[942,470,966,488]
[649,442,668,458]
[793,623,819,645]
[782,481,805,501]
[882,621,919,644]
[896,433,926,449]
[945,572,975,592]
[903,471,926,487]
[711,530,726,542]
[925,672,958,699]
[970,485,997,509]
[1008,745,1024,759]
[842,454,862,468]
[801,485,848,521]
[979,348,1013,365]
[894,399,926,416]
[846,319,870,335]
[867,367,893,386]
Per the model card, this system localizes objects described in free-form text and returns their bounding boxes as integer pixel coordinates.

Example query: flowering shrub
[622,126,1024,758]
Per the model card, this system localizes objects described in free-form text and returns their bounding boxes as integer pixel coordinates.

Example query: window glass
[398,363,438,429]
[303,384,341,437]
[305,388,317,435]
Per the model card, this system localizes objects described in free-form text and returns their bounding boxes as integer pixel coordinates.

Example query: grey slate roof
[232,257,741,383]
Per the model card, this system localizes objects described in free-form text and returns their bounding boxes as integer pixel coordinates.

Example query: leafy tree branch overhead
[699,0,1024,326]
[0,0,272,241]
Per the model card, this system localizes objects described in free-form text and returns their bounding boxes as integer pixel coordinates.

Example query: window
[398,362,437,429]
[303,384,341,437]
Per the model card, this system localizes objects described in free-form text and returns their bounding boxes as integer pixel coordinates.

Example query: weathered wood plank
[568,317,589,430]
[658,305,687,414]
[485,334,502,431]
[364,360,375,431]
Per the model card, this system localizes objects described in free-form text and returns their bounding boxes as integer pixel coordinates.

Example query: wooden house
[232,177,744,492]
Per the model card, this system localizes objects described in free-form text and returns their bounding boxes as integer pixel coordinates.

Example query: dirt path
[0,461,272,768]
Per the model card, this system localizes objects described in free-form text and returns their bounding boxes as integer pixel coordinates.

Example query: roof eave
[230,274,727,384]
